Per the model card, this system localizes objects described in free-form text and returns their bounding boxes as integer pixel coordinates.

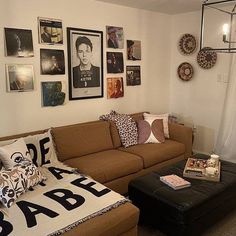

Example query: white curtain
[215,54,236,162]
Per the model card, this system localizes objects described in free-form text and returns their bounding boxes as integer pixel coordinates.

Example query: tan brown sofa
[0,112,192,236]
[52,112,192,194]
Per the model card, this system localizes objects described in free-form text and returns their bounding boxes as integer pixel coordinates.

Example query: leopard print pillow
[0,163,46,208]
[100,111,138,148]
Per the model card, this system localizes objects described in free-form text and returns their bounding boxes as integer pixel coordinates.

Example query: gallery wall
[0,0,171,136]
[169,11,230,154]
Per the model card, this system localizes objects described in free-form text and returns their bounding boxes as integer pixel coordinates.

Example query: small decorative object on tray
[183,155,221,182]
[160,174,191,190]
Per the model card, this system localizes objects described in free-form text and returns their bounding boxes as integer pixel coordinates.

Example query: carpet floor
[138,208,236,236]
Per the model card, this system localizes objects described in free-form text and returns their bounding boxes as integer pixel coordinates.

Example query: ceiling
[96,0,202,15]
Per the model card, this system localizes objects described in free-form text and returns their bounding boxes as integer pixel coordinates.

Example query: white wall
[0,0,171,136]
[169,11,230,154]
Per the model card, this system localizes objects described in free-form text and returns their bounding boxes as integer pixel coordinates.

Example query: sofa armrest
[169,123,192,158]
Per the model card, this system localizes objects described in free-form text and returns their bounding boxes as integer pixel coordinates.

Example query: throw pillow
[0,130,58,167]
[24,129,57,167]
[0,138,32,170]
[138,119,165,144]
[100,110,138,148]
[143,113,170,138]
[0,162,46,208]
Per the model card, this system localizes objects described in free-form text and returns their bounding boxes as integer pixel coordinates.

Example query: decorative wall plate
[197,47,217,69]
[178,62,194,81]
[179,34,197,55]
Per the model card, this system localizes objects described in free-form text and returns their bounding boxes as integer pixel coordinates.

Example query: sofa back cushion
[52,121,114,161]
[110,112,146,148]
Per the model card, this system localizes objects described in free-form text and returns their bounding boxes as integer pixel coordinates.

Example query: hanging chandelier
[200,0,236,53]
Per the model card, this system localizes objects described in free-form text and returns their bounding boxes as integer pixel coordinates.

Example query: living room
[1,0,236,235]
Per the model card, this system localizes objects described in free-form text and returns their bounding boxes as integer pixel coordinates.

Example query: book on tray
[160,174,191,190]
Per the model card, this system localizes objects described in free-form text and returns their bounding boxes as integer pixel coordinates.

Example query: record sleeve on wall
[107,77,124,99]
[40,49,65,75]
[38,17,63,44]
[6,64,34,92]
[41,81,66,107]
[126,66,141,86]
[4,28,34,57]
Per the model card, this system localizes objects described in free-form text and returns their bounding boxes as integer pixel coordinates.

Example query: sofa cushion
[64,149,143,183]
[119,140,185,168]
[52,121,114,161]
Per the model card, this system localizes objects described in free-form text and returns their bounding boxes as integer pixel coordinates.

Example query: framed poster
[126,66,141,86]
[38,17,63,44]
[40,49,65,75]
[6,64,34,92]
[41,81,66,107]
[67,27,103,100]
[4,28,34,57]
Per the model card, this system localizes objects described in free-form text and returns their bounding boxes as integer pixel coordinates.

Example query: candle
[210,154,219,166]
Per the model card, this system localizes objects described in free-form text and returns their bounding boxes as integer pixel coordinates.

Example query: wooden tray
[183,158,221,182]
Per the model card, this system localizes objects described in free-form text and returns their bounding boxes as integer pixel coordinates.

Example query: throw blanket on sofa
[100,110,138,147]
[0,162,129,236]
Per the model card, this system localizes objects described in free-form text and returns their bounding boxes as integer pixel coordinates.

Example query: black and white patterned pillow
[0,163,46,208]
[0,138,32,170]
[100,111,138,148]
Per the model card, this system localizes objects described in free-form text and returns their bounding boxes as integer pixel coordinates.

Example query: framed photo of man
[67,27,103,100]
[6,64,34,92]
[38,17,63,44]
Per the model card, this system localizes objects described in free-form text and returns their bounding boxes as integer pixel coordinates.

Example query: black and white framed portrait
[38,17,63,44]
[126,66,141,86]
[40,49,65,75]
[4,28,34,57]
[107,52,124,73]
[6,64,34,92]
[67,27,103,100]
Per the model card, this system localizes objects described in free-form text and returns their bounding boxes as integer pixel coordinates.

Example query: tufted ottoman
[129,154,236,236]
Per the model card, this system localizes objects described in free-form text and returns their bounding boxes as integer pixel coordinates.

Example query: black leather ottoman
[129,154,236,236]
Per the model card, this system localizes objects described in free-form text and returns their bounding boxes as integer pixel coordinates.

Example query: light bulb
[223,24,229,35]
[223,24,229,42]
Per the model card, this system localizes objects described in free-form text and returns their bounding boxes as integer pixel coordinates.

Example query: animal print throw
[100,110,138,147]
[0,161,129,236]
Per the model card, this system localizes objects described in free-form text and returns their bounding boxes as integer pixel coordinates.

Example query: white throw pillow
[0,138,32,169]
[0,129,58,167]
[143,113,170,138]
